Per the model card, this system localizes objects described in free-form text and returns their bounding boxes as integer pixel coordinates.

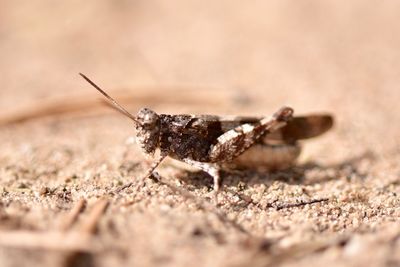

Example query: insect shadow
[175,150,375,190]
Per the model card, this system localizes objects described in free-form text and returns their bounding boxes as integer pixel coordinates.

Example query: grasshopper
[80,73,333,192]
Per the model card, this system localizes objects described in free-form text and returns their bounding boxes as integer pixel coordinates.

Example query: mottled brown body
[143,113,332,165]
[80,73,333,192]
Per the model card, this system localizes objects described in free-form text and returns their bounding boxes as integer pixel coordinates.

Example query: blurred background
[1,1,398,102]
[0,0,400,171]
[1,1,400,153]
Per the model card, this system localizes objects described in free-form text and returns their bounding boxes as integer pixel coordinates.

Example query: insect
[80,73,333,193]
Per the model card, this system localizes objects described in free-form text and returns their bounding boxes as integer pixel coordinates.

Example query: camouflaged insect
[80,73,333,192]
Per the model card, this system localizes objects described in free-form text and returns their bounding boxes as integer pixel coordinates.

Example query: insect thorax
[157,115,219,162]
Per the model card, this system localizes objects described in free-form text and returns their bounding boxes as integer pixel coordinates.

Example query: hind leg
[209,106,293,163]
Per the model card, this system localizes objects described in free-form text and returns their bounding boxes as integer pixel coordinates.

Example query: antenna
[79,73,138,124]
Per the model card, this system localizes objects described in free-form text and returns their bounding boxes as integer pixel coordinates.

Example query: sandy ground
[1,1,400,266]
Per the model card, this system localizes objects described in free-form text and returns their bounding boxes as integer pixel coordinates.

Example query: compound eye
[143,115,156,125]
[137,108,158,126]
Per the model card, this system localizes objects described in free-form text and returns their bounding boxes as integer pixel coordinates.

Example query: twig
[0,199,108,254]
[79,198,109,234]
[59,198,87,232]
[274,198,329,210]
[0,230,97,252]
[0,87,231,126]
[62,198,109,267]
[114,182,134,194]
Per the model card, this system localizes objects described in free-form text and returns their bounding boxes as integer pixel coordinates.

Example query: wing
[269,114,334,142]
[189,113,334,143]
[165,113,333,145]
[160,114,224,142]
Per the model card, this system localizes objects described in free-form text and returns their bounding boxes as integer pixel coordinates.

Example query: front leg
[184,159,221,192]
[209,106,293,162]
[115,153,167,193]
